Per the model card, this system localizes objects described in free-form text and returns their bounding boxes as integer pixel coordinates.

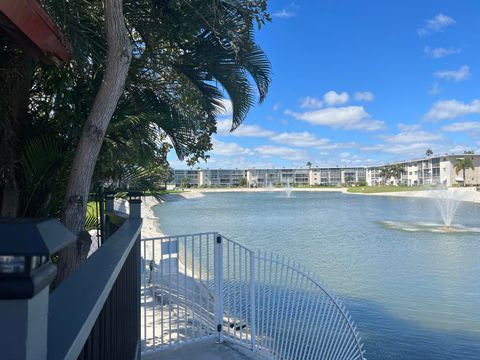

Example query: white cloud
[429,82,441,95]
[269,132,326,148]
[424,46,461,59]
[418,14,455,37]
[255,145,308,161]
[353,91,374,102]
[300,96,324,109]
[424,99,480,121]
[362,142,439,156]
[286,106,385,131]
[434,65,471,82]
[398,123,422,132]
[272,9,295,18]
[383,130,443,144]
[442,122,480,132]
[300,91,349,108]
[323,91,349,106]
[216,119,274,137]
[273,103,281,111]
[211,139,253,156]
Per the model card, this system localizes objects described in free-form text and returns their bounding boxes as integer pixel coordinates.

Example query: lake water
[153,191,480,359]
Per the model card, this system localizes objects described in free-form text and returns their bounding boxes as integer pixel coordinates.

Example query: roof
[0,0,70,65]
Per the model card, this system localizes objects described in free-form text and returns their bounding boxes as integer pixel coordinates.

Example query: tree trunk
[0,52,37,217]
[463,168,466,187]
[56,0,132,284]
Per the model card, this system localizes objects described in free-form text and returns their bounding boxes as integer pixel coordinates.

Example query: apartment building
[247,168,310,187]
[173,167,366,187]
[172,169,200,187]
[199,169,247,187]
[366,154,480,186]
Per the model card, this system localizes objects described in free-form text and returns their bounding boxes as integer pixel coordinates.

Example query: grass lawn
[347,185,430,194]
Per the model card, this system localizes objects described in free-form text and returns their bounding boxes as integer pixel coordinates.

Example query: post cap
[0,218,75,299]
[128,191,143,203]
[0,218,76,256]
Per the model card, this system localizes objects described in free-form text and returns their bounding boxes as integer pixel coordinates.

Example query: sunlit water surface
[153,192,480,359]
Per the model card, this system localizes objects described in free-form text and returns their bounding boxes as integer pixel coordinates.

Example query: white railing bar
[226,240,231,337]
[265,253,275,353]
[290,272,309,359]
[297,283,316,360]
[191,236,195,339]
[206,234,210,336]
[279,258,299,359]
[176,238,180,346]
[239,247,244,343]
[333,320,352,360]
[154,239,158,350]
[271,254,286,356]
[168,239,172,345]
[304,295,325,360]
[250,252,257,351]
[273,256,290,357]
[199,235,203,337]
[183,236,188,344]
[217,234,253,252]
[318,304,339,359]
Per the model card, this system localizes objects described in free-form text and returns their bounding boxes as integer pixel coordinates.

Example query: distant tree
[180,177,190,190]
[464,150,475,154]
[378,166,391,185]
[239,177,248,187]
[455,157,474,187]
[391,164,404,183]
[306,161,312,168]
[426,149,433,157]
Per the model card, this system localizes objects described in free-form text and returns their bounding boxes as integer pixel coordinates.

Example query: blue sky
[170,0,480,169]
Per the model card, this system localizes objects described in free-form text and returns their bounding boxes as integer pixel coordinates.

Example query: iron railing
[48,197,142,360]
[140,232,365,360]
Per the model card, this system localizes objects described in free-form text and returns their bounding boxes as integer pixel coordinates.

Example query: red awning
[0,0,70,65]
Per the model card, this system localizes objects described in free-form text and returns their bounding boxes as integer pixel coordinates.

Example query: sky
[170,0,480,169]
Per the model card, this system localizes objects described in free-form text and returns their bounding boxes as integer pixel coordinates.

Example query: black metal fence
[48,194,142,360]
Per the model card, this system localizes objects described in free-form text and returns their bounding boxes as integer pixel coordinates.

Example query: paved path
[142,339,261,360]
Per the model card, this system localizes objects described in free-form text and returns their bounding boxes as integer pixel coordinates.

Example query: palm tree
[3,0,272,281]
[426,149,433,157]
[306,161,312,168]
[455,157,474,187]
[378,166,391,185]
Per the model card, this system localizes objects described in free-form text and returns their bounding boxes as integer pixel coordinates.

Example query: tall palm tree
[48,0,271,280]
[455,157,474,187]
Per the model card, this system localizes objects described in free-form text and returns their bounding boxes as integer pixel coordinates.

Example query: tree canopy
[1,0,271,218]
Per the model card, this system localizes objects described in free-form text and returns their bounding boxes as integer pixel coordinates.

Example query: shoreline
[345,187,480,204]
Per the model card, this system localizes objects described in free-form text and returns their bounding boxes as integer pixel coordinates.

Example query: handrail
[140,232,366,359]
[255,255,364,357]
[48,217,142,360]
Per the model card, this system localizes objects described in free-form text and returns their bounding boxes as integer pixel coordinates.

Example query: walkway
[142,338,262,360]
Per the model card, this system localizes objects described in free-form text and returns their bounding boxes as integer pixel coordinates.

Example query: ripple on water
[380,220,480,234]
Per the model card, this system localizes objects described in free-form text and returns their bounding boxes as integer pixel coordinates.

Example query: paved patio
[142,338,262,360]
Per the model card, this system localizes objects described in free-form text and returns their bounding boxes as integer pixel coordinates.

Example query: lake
[153,191,480,359]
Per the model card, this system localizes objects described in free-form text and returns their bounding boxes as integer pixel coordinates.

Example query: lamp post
[0,218,75,359]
